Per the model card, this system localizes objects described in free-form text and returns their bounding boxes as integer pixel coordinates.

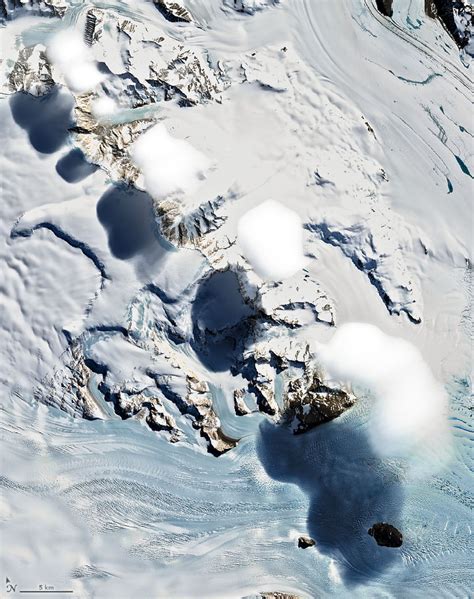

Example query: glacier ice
[0,0,472,596]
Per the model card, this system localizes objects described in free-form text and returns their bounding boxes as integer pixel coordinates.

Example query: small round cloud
[237,199,306,281]
[131,123,210,200]
[91,96,118,121]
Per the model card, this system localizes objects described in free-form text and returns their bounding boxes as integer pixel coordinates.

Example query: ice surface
[0,0,472,597]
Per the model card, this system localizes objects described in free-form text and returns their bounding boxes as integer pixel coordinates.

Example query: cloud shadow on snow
[257,416,405,586]
[56,148,98,183]
[97,184,168,261]
[191,270,255,372]
[9,89,74,154]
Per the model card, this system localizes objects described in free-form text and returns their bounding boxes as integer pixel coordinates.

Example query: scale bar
[19,591,73,594]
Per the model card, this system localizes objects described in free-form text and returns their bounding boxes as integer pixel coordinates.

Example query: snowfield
[0,0,472,597]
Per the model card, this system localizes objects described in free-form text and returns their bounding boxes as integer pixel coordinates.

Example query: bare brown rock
[153,0,192,23]
[8,46,55,97]
[283,371,355,434]
[368,522,403,548]
[297,536,315,549]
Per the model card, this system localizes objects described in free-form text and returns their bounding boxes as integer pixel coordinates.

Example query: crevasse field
[0,0,472,598]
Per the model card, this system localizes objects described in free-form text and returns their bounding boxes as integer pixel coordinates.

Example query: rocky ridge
[35,341,107,421]
[224,0,282,15]
[368,522,403,547]
[1,0,67,21]
[153,0,193,23]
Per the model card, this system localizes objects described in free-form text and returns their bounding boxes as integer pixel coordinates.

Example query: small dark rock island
[297,536,316,549]
[368,522,403,548]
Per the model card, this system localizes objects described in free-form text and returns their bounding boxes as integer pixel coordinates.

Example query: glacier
[0,0,472,597]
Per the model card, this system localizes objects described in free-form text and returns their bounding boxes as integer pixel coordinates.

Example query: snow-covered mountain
[0,1,472,597]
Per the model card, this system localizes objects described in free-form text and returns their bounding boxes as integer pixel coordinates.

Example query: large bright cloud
[237,199,306,281]
[47,30,104,94]
[319,323,449,460]
[91,96,117,121]
[131,123,210,201]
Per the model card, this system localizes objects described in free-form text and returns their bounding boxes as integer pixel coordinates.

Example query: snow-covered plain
[0,0,472,597]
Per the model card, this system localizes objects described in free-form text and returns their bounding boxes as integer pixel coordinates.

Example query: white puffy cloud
[237,199,306,281]
[131,123,210,200]
[47,30,105,94]
[319,323,448,460]
[91,96,117,121]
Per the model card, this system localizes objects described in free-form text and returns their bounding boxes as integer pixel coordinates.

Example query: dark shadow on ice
[257,417,404,585]
[56,148,98,183]
[97,184,168,260]
[9,88,74,154]
[191,270,255,372]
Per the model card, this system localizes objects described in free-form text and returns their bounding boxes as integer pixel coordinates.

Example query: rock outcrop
[368,522,403,547]
[8,45,55,97]
[427,1,473,56]
[153,0,192,23]
[235,331,355,433]
[224,0,282,15]
[157,196,228,246]
[233,388,252,415]
[35,342,106,421]
[1,0,67,21]
[375,0,393,17]
[71,94,151,183]
[283,371,355,434]
[297,536,315,549]
[186,374,238,455]
[107,388,180,441]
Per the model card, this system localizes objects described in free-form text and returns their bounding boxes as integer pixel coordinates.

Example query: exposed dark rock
[426,1,473,51]
[8,46,55,97]
[368,522,403,547]
[297,536,315,549]
[84,11,97,47]
[375,0,393,17]
[228,0,281,15]
[234,388,251,415]
[425,0,437,18]
[1,0,67,21]
[153,0,192,23]
[34,342,106,420]
[283,372,355,434]
[157,195,227,246]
